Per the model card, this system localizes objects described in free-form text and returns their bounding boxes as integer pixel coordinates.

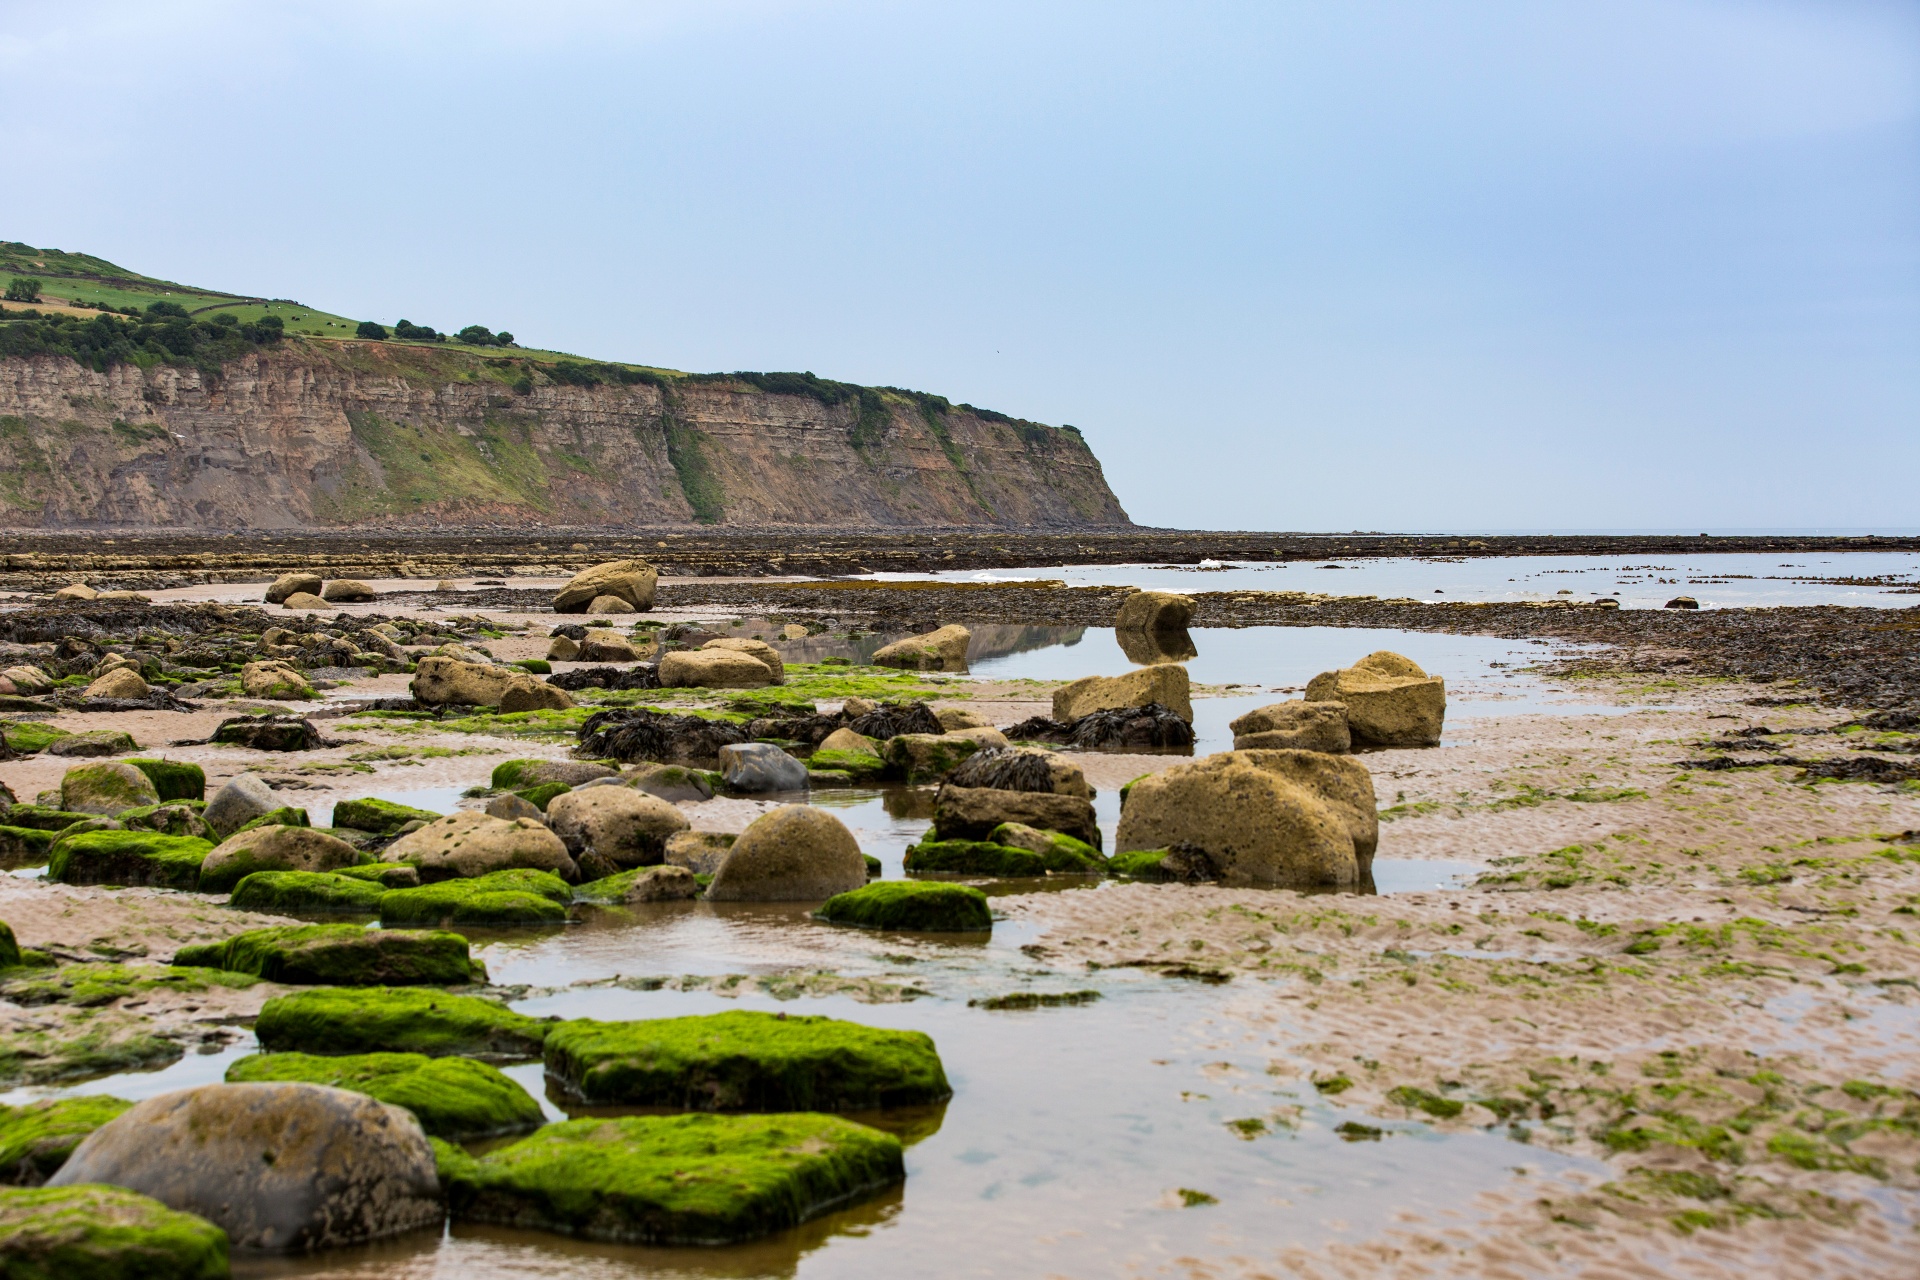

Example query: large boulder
[931,785,1101,849]
[240,660,314,700]
[1114,749,1377,888]
[410,656,518,707]
[47,1083,443,1251]
[83,668,150,700]
[1303,652,1446,747]
[717,742,809,792]
[0,1183,229,1277]
[47,831,211,889]
[46,729,139,759]
[621,762,716,803]
[1113,589,1194,632]
[658,649,774,689]
[701,637,784,681]
[872,624,970,671]
[577,628,641,663]
[174,924,484,985]
[880,733,981,784]
[197,825,361,894]
[545,787,688,870]
[60,762,160,815]
[264,572,322,604]
[498,677,575,713]
[254,988,550,1060]
[705,806,866,901]
[381,811,576,881]
[1053,664,1192,723]
[203,775,282,839]
[1229,700,1351,753]
[320,579,375,602]
[553,559,657,613]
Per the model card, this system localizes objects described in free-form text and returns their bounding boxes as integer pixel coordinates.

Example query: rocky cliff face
[0,342,1129,530]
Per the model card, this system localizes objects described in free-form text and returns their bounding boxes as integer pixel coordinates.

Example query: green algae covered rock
[514,782,571,811]
[172,925,482,986]
[0,1183,229,1279]
[377,869,572,928]
[228,806,310,838]
[987,822,1106,872]
[545,1009,950,1110]
[47,831,212,890]
[816,881,992,933]
[196,825,359,895]
[228,871,387,916]
[59,763,160,817]
[0,827,54,866]
[0,923,18,970]
[114,804,213,842]
[0,808,94,834]
[901,840,1046,878]
[805,749,888,783]
[0,1096,133,1185]
[255,986,552,1060]
[225,1052,542,1141]
[330,798,441,835]
[124,760,205,804]
[438,1112,903,1245]
[1108,848,1175,879]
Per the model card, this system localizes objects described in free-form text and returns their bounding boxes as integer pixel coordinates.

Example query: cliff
[0,340,1129,530]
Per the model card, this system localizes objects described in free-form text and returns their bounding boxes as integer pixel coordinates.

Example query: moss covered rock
[817,882,991,932]
[47,831,212,890]
[227,806,310,837]
[573,865,700,905]
[0,827,54,866]
[197,825,359,895]
[902,840,1047,877]
[331,798,441,835]
[254,987,551,1060]
[1107,848,1176,879]
[173,925,482,986]
[545,1009,950,1110]
[377,869,571,928]
[115,804,213,842]
[381,812,574,881]
[229,871,387,916]
[514,781,571,811]
[0,723,68,756]
[0,1183,229,1278]
[0,807,93,833]
[806,748,889,784]
[124,760,206,804]
[490,759,616,790]
[439,1111,901,1245]
[0,1096,133,1185]
[59,763,160,817]
[880,733,981,783]
[225,1052,542,1141]
[986,822,1106,873]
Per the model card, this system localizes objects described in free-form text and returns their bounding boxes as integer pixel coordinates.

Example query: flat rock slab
[817,881,992,932]
[173,925,483,986]
[0,1183,229,1278]
[226,1051,543,1142]
[254,988,554,1060]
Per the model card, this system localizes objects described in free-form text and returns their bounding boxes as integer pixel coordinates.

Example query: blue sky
[4,1,1915,531]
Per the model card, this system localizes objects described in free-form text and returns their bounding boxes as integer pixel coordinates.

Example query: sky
[3,1,1916,532]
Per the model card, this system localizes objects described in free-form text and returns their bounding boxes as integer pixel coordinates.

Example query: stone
[1304,655,1446,747]
[254,987,551,1060]
[1,667,52,696]
[947,725,1010,749]
[553,559,658,613]
[872,624,971,671]
[705,806,866,902]
[818,727,880,756]
[934,706,992,731]
[546,634,581,661]
[264,572,322,603]
[60,761,160,815]
[0,1183,229,1277]
[410,655,518,707]
[546,787,688,868]
[320,579,375,602]
[718,742,810,793]
[585,594,637,614]
[621,762,716,803]
[197,825,361,894]
[931,784,1101,849]
[240,660,314,700]
[947,745,1092,798]
[45,729,140,759]
[658,649,774,689]
[52,583,98,601]
[378,869,572,927]
[1114,749,1378,888]
[203,775,282,839]
[0,1096,134,1186]
[1354,650,1427,678]
[498,677,575,713]
[574,864,702,904]
[124,759,204,802]
[382,811,575,881]
[544,1009,950,1109]
[174,924,483,985]
[987,821,1106,871]
[332,797,441,834]
[491,759,618,789]
[577,628,640,662]
[702,637,784,681]
[210,713,323,751]
[847,701,944,739]
[578,707,749,764]
[1113,589,1194,632]
[438,1112,903,1245]
[47,1082,443,1252]
[1114,626,1197,664]
[226,1052,543,1143]
[1053,664,1192,723]
[665,830,735,876]
[902,840,1047,876]
[1666,596,1700,610]
[842,696,878,717]
[229,870,388,915]
[280,592,327,610]
[818,881,992,931]
[484,793,545,823]
[83,667,150,701]
[881,733,981,783]
[1229,700,1351,753]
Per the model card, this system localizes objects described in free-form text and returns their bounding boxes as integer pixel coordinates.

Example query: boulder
[705,806,866,901]
[574,864,702,904]
[46,830,208,889]
[664,830,736,876]
[933,706,990,731]
[880,733,981,784]
[1229,700,1351,753]
[410,656,518,707]
[264,572,322,604]
[1666,596,1700,610]
[546,634,581,661]
[174,924,483,985]
[658,649,774,689]
[1354,650,1427,678]
[1304,655,1445,747]
[83,668,149,700]
[498,677,575,713]
[483,793,545,823]
[382,811,574,881]
[987,821,1106,870]
[818,727,880,756]
[331,797,441,834]
[211,713,324,751]
[125,759,204,802]
[947,726,1009,749]
[229,870,389,915]
[1053,664,1192,723]
[46,729,139,759]
[240,660,314,700]
[254,987,551,1060]
[197,825,361,894]
[60,762,160,815]
[577,707,748,764]
[378,869,573,928]
[491,758,617,789]
[0,667,53,696]
[931,784,1101,849]
[226,1052,543,1143]
[902,840,1047,876]
[0,1096,134,1186]
[553,559,658,613]
[585,594,637,614]
[320,579,375,603]
[52,583,98,601]
[1115,626,1198,665]
[621,762,717,803]
[118,802,214,841]
[718,742,810,792]
[577,628,641,662]
[817,881,992,932]
[47,1083,443,1251]
[0,1183,229,1276]
[1113,589,1194,632]
[947,745,1092,798]
[203,775,282,839]
[546,787,688,868]
[843,696,878,717]
[872,624,971,671]
[702,637,784,681]
[280,592,327,610]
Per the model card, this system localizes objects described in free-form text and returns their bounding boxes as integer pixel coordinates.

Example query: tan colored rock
[595,864,701,903]
[1304,658,1445,747]
[264,573,321,603]
[620,763,716,803]
[1229,700,1351,753]
[702,637,784,681]
[545,786,688,869]
[382,810,575,880]
[546,635,582,661]
[934,706,992,731]
[585,595,637,615]
[817,727,880,756]
[947,726,1009,750]
[1236,749,1378,868]
[241,660,314,700]
[577,629,640,663]
[659,649,774,689]
[553,559,657,613]
[1052,664,1191,723]
[705,806,866,901]
[83,668,149,700]
[665,830,736,876]
[410,656,518,707]
[842,696,878,717]
[199,825,361,893]
[1,665,53,694]
[281,592,327,610]
[53,583,98,601]
[1114,590,1194,632]
[872,624,971,671]
[320,579,375,602]
[932,785,1101,849]
[498,678,575,713]
[882,733,982,783]
[1354,650,1427,679]
[89,653,140,678]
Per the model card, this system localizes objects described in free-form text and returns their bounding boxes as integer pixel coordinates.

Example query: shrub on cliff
[0,309,282,375]
[355,320,387,340]
[3,278,40,303]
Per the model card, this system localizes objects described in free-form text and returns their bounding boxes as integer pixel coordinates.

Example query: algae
[253,986,552,1059]
[173,924,482,986]
[816,882,992,932]
[226,1051,542,1141]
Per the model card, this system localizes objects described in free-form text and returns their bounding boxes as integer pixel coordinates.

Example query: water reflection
[1113,627,1197,665]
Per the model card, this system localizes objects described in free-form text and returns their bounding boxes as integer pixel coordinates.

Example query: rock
[203,775,282,839]
[1053,664,1192,723]
[320,579,375,602]
[701,637,784,681]
[491,759,617,789]
[117,802,213,841]
[553,559,658,613]
[880,733,981,783]
[125,759,204,802]
[1666,596,1700,610]
[174,924,484,985]
[332,797,441,834]
[52,583,98,601]
[60,761,160,814]
[574,864,701,904]
[1304,653,1445,747]
[934,706,992,731]
[240,660,315,700]
[229,870,389,915]
[497,677,575,713]
[947,745,1092,798]
[846,700,944,740]
[658,649,775,689]
[280,591,327,610]
[931,784,1101,849]
[378,870,572,928]
[902,840,1047,876]
[577,628,640,663]
[817,881,992,931]
[1113,749,1378,888]
[210,713,324,751]
[47,1082,443,1251]
[621,762,716,803]
[254,987,551,1060]
[382,812,575,881]
[1114,626,1198,664]
[872,624,971,671]
[484,793,546,823]
[89,653,141,679]
[987,821,1106,871]
[664,830,736,876]
[226,1052,542,1143]
[0,1096,134,1186]
[410,656,518,707]
[843,696,877,717]
[544,1009,950,1108]
[585,594,637,615]
[818,727,881,756]
[1114,589,1194,632]
[577,707,748,764]
[546,634,581,661]
[947,725,1009,749]
[1029,703,1194,750]
[0,1183,229,1276]
[228,805,310,837]
[705,806,866,901]
[264,572,322,603]
[438,1112,903,1245]
[546,787,688,868]
[196,826,360,894]
[0,667,52,695]
[46,729,139,759]
[83,668,150,700]
[1229,700,1351,753]
[718,742,810,793]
